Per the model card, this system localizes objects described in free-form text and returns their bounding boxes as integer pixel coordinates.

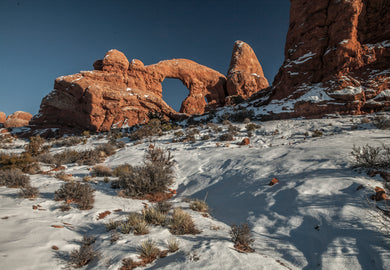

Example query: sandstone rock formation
[227,41,269,99]
[31,50,228,131]
[257,0,390,119]
[4,111,33,128]
[0,112,6,125]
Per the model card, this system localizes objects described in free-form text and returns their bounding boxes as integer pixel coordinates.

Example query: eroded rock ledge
[31,42,268,131]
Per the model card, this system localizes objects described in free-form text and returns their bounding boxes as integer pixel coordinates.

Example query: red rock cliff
[262,0,390,118]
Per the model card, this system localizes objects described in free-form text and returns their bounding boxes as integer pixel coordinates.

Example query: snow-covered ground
[1,114,390,269]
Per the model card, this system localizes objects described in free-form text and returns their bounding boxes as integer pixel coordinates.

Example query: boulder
[0,111,6,124]
[4,111,32,128]
[238,138,250,146]
[258,0,390,119]
[227,41,269,99]
[269,178,279,186]
[372,186,387,201]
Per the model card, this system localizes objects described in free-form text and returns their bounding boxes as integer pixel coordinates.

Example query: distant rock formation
[31,42,268,131]
[4,111,33,128]
[260,0,390,118]
[227,40,269,99]
[0,112,6,125]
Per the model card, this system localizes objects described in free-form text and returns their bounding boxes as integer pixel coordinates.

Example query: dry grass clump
[352,144,390,169]
[54,182,95,210]
[91,165,112,177]
[130,119,163,141]
[229,223,254,252]
[169,208,200,235]
[120,213,149,235]
[112,164,133,177]
[138,239,161,264]
[68,235,99,268]
[120,257,136,270]
[189,199,209,213]
[118,146,174,198]
[312,129,324,137]
[246,123,260,131]
[167,237,180,253]
[143,207,167,226]
[105,219,121,232]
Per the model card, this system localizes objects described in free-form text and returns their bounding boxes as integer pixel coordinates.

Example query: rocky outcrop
[4,111,33,128]
[227,41,269,99]
[31,50,228,131]
[0,112,6,124]
[259,0,390,119]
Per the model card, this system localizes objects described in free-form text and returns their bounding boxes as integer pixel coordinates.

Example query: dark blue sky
[0,0,290,115]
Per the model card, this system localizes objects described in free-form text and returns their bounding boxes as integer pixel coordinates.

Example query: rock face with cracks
[227,40,269,99]
[31,50,228,131]
[261,0,390,119]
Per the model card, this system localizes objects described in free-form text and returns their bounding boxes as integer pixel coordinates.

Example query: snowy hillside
[1,113,390,270]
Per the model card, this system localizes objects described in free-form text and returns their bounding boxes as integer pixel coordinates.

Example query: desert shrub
[83,175,93,182]
[169,208,199,235]
[36,152,55,164]
[201,134,211,141]
[53,149,102,166]
[112,164,133,178]
[138,239,161,264]
[167,237,180,253]
[228,124,240,135]
[53,136,85,147]
[0,168,31,188]
[352,144,390,169]
[366,200,390,236]
[219,133,234,141]
[174,131,184,138]
[189,199,209,213]
[373,115,390,129]
[206,122,222,133]
[130,119,162,141]
[59,203,71,212]
[91,165,112,177]
[243,118,251,124]
[25,135,46,156]
[54,182,95,210]
[246,123,260,131]
[161,122,174,132]
[229,223,254,252]
[68,235,99,268]
[118,146,174,197]
[97,143,117,156]
[0,153,39,173]
[222,119,232,126]
[82,130,91,137]
[312,129,323,137]
[55,171,74,181]
[220,109,254,123]
[143,207,167,226]
[156,200,172,213]
[19,185,39,199]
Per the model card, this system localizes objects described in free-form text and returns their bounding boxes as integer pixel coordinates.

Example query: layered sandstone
[31,50,228,131]
[261,0,390,118]
[227,41,269,99]
[4,111,33,128]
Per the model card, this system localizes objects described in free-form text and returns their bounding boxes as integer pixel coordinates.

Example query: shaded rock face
[4,111,33,128]
[31,50,228,131]
[227,41,269,99]
[265,0,390,118]
[0,112,6,124]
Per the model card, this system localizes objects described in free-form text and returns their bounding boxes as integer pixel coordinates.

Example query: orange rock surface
[4,111,32,128]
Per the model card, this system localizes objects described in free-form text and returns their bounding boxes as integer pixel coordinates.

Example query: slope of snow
[1,115,390,269]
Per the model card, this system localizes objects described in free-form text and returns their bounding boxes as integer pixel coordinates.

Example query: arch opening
[161,78,190,112]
